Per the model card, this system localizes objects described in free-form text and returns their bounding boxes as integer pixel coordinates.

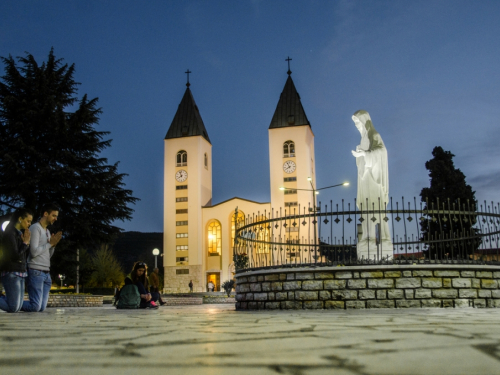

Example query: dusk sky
[2,1,500,233]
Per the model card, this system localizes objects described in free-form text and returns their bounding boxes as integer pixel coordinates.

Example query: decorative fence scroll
[233,198,500,272]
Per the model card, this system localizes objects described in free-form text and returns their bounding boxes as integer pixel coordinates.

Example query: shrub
[221,280,235,297]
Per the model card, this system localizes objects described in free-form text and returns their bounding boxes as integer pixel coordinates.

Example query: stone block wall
[235,265,500,310]
[164,265,202,293]
[203,296,236,304]
[165,297,203,305]
[45,295,103,307]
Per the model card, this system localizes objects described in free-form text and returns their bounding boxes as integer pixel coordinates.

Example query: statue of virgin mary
[351,110,393,260]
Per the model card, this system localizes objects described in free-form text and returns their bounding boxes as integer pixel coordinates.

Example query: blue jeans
[22,268,51,312]
[0,273,26,313]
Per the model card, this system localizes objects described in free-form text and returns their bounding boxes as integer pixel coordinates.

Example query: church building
[163,68,317,292]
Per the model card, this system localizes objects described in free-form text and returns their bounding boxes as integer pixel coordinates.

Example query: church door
[206,272,220,292]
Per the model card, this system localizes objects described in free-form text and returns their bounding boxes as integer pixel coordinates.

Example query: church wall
[164,265,202,293]
[268,125,316,248]
[202,198,270,289]
[268,125,316,211]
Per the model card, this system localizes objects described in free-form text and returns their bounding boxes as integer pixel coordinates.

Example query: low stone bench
[23,294,103,307]
[203,296,236,304]
[165,297,203,305]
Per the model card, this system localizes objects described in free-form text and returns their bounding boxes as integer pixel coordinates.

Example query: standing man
[22,204,62,312]
[188,280,193,293]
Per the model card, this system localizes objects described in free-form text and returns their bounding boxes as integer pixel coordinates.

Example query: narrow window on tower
[204,153,208,169]
[283,141,295,158]
[176,150,187,166]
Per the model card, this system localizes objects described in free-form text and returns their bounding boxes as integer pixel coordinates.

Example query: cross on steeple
[286,56,292,75]
[185,69,192,87]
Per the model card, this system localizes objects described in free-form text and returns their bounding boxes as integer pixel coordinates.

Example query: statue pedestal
[357,239,393,261]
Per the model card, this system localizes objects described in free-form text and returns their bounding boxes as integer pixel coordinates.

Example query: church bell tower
[268,61,317,252]
[163,73,212,292]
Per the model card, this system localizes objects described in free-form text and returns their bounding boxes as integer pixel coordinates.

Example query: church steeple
[269,74,310,129]
[165,84,211,144]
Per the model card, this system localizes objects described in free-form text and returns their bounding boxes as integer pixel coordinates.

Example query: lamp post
[58,274,65,288]
[152,248,160,268]
[279,180,349,210]
[280,180,349,261]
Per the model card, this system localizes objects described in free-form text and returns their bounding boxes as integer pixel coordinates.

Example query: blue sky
[2,0,500,232]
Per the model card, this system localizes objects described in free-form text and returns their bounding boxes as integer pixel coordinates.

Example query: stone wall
[203,296,236,304]
[165,297,203,305]
[235,265,500,310]
[38,295,103,307]
[164,265,202,293]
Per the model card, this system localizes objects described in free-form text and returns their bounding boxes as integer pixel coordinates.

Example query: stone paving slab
[1,305,500,374]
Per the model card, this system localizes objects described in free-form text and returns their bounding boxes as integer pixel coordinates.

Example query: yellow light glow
[343,182,349,186]
[315,191,319,195]
[279,187,285,190]
[307,177,312,181]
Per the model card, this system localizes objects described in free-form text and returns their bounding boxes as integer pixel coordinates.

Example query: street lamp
[2,221,9,231]
[280,180,349,260]
[58,274,65,288]
[279,180,349,210]
[152,248,160,268]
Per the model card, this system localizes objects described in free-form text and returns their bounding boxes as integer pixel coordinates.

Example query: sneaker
[160,301,166,306]
[149,301,159,309]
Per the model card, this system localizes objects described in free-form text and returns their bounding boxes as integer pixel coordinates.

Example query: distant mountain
[111,231,163,273]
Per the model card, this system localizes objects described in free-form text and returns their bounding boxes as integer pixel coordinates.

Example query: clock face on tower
[175,169,188,182]
[283,161,296,174]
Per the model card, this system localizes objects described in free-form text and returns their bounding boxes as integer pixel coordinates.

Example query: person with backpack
[0,208,33,313]
[117,261,158,309]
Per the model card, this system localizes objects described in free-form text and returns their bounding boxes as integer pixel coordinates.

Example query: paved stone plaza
[1,305,500,375]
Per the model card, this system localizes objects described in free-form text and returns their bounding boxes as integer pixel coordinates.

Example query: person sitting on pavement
[0,208,33,313]
[149,267,166,306]
[126,261,158,309]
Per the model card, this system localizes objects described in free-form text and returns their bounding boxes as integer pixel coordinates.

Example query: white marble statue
[351,110,393,260]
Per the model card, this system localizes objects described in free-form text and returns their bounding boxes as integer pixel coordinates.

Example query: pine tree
[420,146,478,259]
[0,49,138,272]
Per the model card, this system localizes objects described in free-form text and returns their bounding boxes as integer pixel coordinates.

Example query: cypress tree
[420,146,478,259]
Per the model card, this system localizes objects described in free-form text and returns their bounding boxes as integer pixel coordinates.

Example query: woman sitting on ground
[126,261,158,309]
[0,208,33,313]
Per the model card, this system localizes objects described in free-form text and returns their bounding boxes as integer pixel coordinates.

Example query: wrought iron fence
[233,198,500,272]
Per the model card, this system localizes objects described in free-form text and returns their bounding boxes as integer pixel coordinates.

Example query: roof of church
[202,196,270,208]
[269,74,310,129]
[165,87,211,143]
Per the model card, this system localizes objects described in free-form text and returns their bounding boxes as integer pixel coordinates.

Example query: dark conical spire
[165,86,211,143]
[269,74,310,129]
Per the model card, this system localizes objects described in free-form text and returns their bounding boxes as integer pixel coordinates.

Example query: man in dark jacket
[0,208,33,313]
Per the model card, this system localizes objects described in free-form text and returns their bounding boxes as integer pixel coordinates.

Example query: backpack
[116,284,140,309]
